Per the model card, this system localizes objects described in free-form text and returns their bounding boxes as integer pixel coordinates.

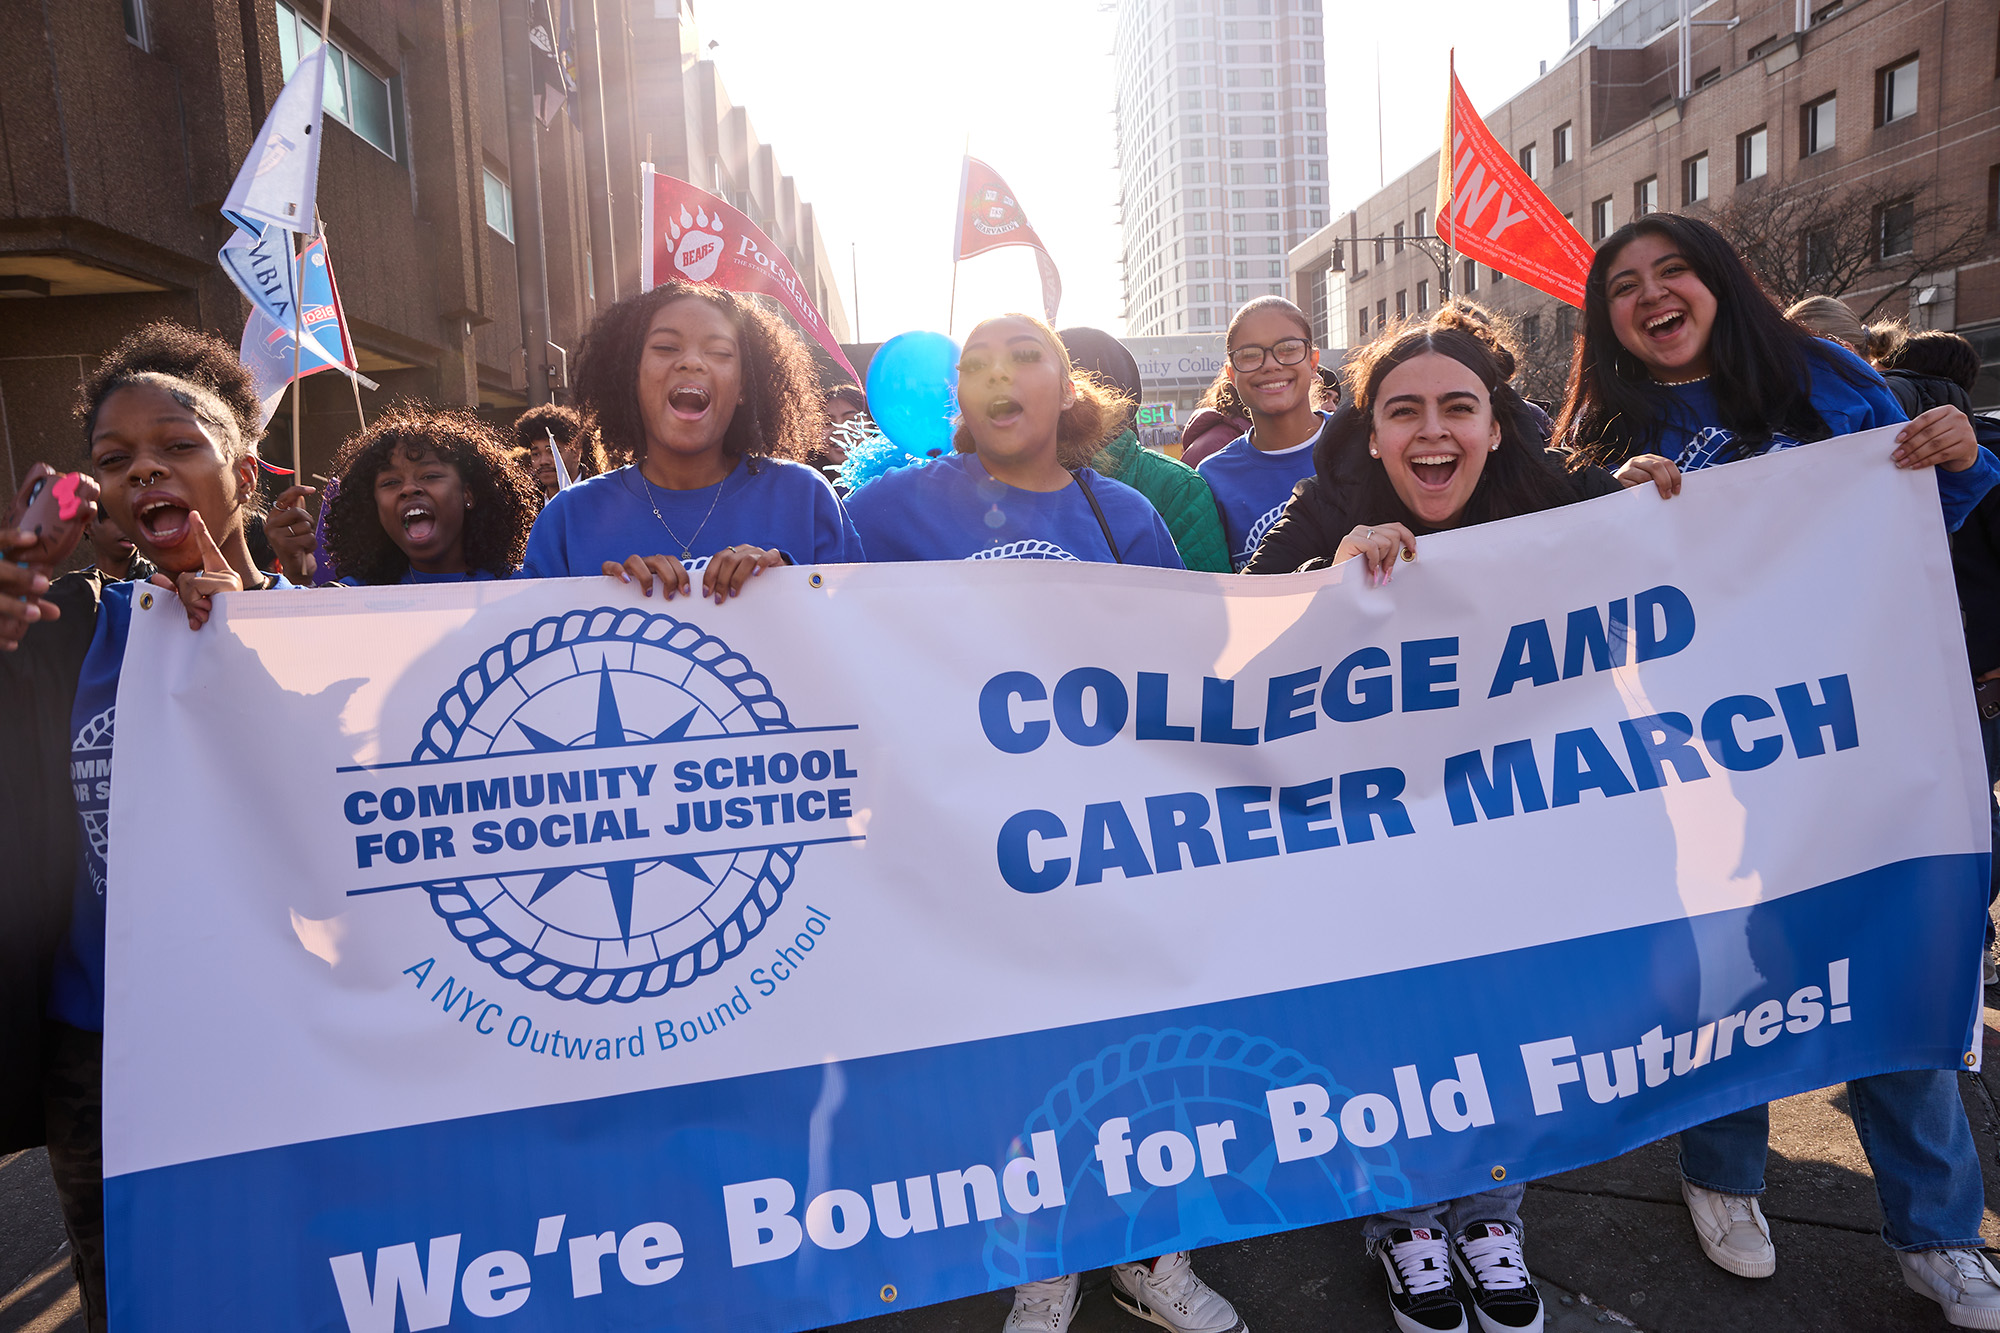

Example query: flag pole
[289,229,304,485]
[948,139,969,336]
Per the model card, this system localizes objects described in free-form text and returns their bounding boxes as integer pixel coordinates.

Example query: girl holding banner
[6,323,291,1332]
[521,280,862,599]
[319,406,540,585]
[848,315,1240,1333]
[1194,297,1333,571]
[1247,313,1672,1333]
[1559,214,2000,1328]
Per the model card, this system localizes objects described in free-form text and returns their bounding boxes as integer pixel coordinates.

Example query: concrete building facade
[1113,0,1332,338]
[0,0,848,490]
[1288,0,2000,405]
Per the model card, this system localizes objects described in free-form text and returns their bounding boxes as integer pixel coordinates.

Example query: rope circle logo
[74,705,116,896]
[971,540,1079,562]
[410,606,798,1004]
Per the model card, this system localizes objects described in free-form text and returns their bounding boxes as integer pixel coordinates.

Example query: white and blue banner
[102,431,1988,1331]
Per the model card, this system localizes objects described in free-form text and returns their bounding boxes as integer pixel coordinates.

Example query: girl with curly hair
[513,402,607,499]
[522,280,861,603]
[316,405,539,585]
[845,314,1183,567]
[0,320,288,1333]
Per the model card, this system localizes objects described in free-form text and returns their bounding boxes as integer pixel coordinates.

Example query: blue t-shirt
[49,576,293,1031]
[1196,412,1329,570]
[845,453,1184,568]
[522,458,862,578]
[337,567,510,586]
[1651,341,1999,530]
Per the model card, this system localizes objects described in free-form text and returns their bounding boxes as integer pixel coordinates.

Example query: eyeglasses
[1228,338,1312,373]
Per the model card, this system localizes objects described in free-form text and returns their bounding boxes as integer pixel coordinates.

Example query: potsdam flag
[955,157,1062,323]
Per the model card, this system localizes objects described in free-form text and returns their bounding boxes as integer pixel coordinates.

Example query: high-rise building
[1113,0,1330,339]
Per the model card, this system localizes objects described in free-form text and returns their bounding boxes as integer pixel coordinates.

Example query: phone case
[4,463,99,569]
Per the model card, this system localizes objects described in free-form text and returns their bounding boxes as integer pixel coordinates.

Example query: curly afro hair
[77,321,266,510]
[324,403,541,585]
[573,281,825,468]
[513,403,607,480]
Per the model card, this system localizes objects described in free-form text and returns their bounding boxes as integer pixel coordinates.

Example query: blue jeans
[1362,1186,1525,1250]
[1679,1068,1985,1251]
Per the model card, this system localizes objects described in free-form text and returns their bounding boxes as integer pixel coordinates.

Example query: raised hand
[264,484,320,585]
[150,511,242,630]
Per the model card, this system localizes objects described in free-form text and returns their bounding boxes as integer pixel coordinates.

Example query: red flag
[639,168,858,381]
[955,157,1061,323]
[1435,56,1595,308]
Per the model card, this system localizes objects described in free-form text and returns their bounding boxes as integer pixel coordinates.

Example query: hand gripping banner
[639,167,858,381]
[101,432,1986,1331]
[1435,54,1596,307]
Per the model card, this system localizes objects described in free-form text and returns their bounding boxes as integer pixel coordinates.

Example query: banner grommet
[881,1285,898,1303]
[809,572,824,589]
[1967,1053,1979,1068]
[1490,1165,1507,1181]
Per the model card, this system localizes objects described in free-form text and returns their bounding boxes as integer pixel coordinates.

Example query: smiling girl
[1194,297,1332,570]
[320,406,540,585]
[843,314,1183,568]
[1557,214,2000,1328]
[0,322,286,1332]
[522,280,861,601]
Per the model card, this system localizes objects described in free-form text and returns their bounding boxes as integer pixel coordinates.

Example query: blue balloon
[865,331,960,461]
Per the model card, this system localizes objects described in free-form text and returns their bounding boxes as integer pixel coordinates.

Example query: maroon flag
[955,157,1061,323]
[640,167,857,380]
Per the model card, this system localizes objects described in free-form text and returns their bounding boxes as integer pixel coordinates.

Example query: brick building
[0,0,848,490]
[1288,0,2000,406]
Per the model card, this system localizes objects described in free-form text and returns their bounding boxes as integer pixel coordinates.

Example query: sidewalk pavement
[7,1004,2000,1333]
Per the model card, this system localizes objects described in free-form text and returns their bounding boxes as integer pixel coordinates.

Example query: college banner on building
[639,165,858,381]
[102,431,1986,1332]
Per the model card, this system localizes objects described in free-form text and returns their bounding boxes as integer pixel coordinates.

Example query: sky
[697,0,1604,341]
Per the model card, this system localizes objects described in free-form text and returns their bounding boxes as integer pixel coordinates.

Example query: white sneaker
[1680,1180,1776,1278]
[1899,1248,2000,1329]
[1004,1273,1080,1332]
[1109,1251,1247,1333]
[1376,1228,1468,1333]
[1452,1222,1544,1333]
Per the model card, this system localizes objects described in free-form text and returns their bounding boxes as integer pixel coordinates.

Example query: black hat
[1056,326,1144,408]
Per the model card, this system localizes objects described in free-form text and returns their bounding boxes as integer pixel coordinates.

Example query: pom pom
[832,414,948,492]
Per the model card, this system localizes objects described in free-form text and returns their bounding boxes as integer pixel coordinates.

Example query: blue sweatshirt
[1195,412,1330,570]
[1651,341,1998,530]
[845,453,1184,568]
[522,458,862,578]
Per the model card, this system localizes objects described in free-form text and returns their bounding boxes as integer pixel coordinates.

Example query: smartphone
[4,464,100,570]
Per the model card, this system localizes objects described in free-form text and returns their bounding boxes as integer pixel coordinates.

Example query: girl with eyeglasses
[1195,297,1333,570]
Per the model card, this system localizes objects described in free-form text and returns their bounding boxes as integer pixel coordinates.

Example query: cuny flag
[1434,55,1595,307]
[222,45,328,238]
[639,167,859,381]
[239,235,369,430]
[955,157,1061,323]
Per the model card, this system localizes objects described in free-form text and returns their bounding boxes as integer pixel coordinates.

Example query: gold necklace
[635,466,727,561]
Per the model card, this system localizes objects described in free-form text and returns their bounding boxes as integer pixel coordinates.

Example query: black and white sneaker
[1376,1227,1468,1333]
[1451,1222,1543,1333]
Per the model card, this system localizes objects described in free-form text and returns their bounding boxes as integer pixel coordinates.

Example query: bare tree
[1709,181,1989,319]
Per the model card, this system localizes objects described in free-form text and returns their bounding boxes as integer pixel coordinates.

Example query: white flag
[547,428,573,490]
[222,47,327,236]
[218,225,299,330]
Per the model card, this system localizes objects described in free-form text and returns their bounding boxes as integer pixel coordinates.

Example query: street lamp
[1331,233,1458,303]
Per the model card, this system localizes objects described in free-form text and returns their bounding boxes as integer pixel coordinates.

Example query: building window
[1235,284,1251,301]
[1309,210,1324,227]
[1233,238,1248,254]
[277,1,396,159]
[1232,213,1247,231]
[1376,298,1387,327]
[1877,196,1916,258]
[1553,122,1573,166]
[1359,308,1370,337]
[1635,176,1658,217]
[1192,284,1210,302]
[1462,258,1479,292]
[1374,238,1386,264]
[1190,260,1209,278]
[1803,94,1836,155]
[1879,56,1919,125]
[1491,267,1504,284]
[1265,238,1281,254]
[1308,187,1323,205]
[1683,152,1710,204]
[1519,143,1538,178]
[1234,261,1249,279]
[1414,207,1428,238]
[1396,290,1408,319]
[1521,313,1541,346]
[1393,222,1405,252]
[1265,212,1279,230]
[1592,196,1614,242]
[1990,165,2000,232]
[483,167,514,241]
[122,0,148,48]
[1416,279,1430,312]
[1805,226,1837,280]
[1739,125,1768,180]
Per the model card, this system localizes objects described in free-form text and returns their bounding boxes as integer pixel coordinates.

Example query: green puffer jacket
[1087,429,1232,573]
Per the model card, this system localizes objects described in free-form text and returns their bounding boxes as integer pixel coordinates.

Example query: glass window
[1396,290,1408,318]
[1805,95,1836,154]
[483,167,514,241]
[1683,152,1709,204]
[122,0,148,48]
[1462,258,1478,292]
[276,1,395,159]
[1416,280,1430,312]
[1880,57,1918,124]
[1554,123,1573,166]
[1393,222,1405,252]
[1592,196,1614,242]
[1415,208,1428,237]
[1264,213,1278,230]
[1267,260,1282,278]
[1359,308,1370,337]
[1739,125,1768,180]
[1636,177,1658,217]
[1235,284,1250,300]
[1519,143,1537,179]
[1878,197,1916,257]
[1376,298,1387,327]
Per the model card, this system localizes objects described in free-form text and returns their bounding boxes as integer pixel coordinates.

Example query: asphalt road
[7,1009,2000,1333]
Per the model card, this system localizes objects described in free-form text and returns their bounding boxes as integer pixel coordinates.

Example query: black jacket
[1884,370,2000,676]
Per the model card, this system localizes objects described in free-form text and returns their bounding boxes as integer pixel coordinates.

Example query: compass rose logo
[410,606,799,1004]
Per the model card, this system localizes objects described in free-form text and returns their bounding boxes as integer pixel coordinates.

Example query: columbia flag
[239,236,372,429]
[223,47,327,237]
[218,224,300,331]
